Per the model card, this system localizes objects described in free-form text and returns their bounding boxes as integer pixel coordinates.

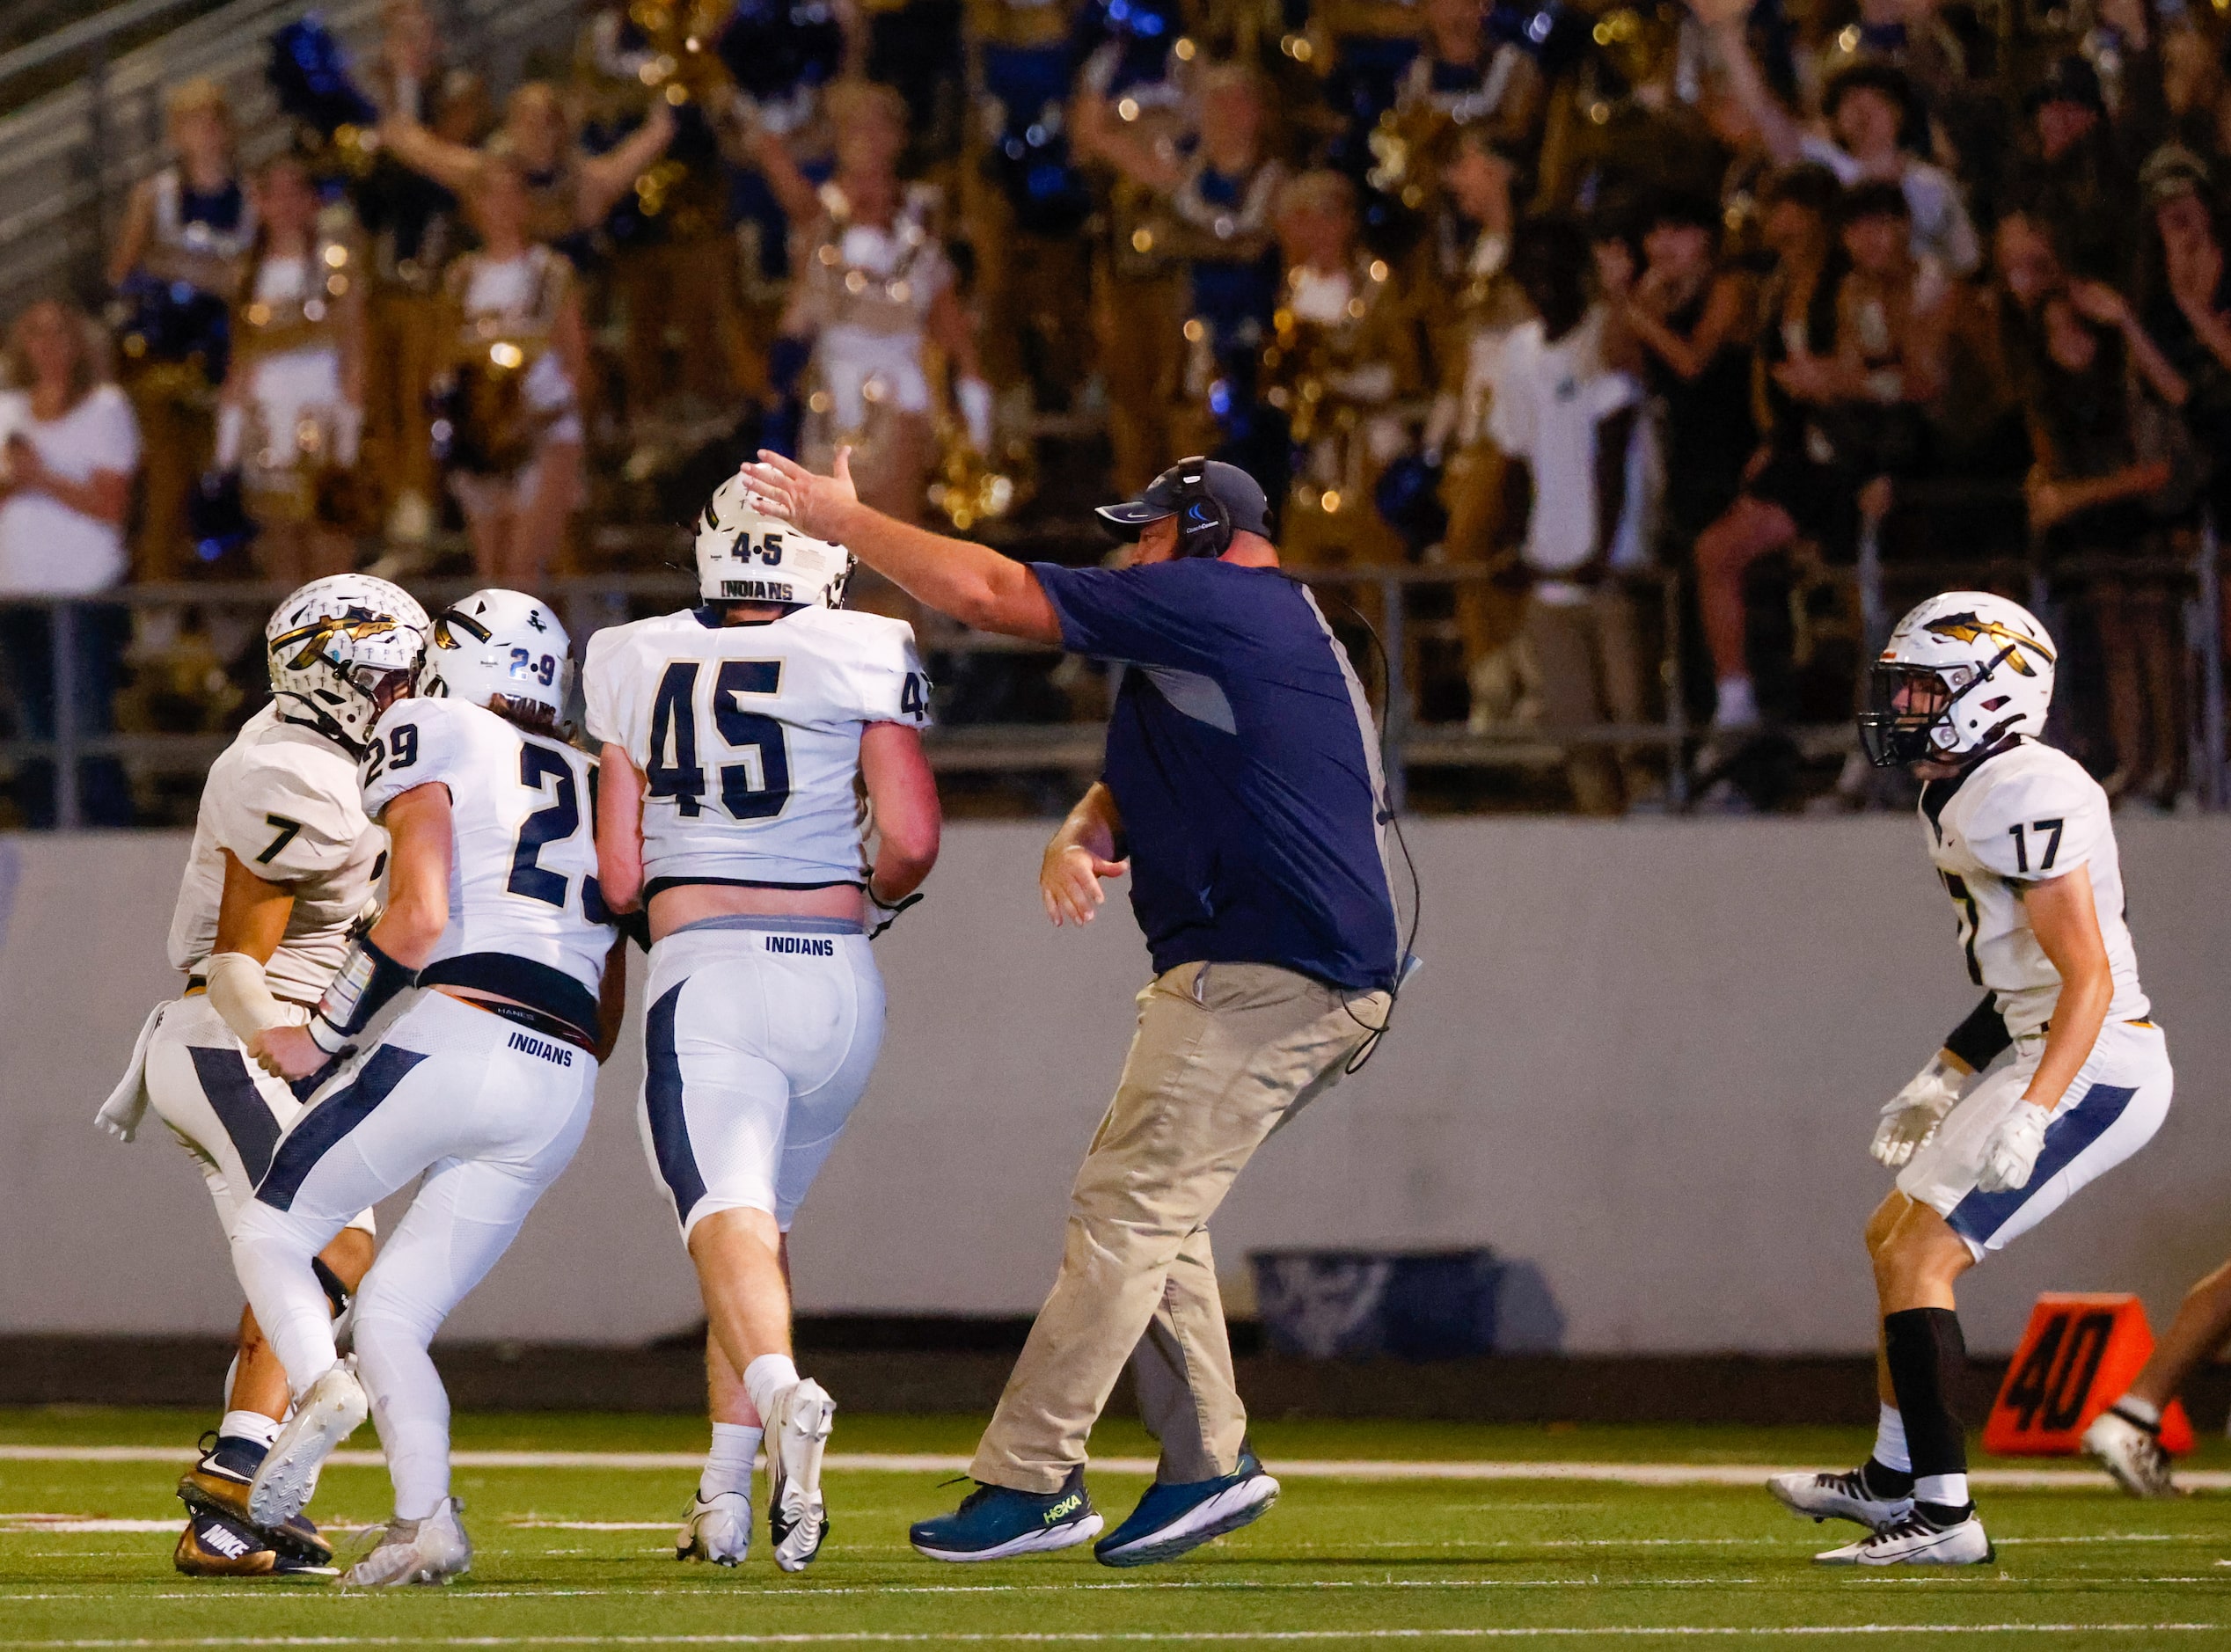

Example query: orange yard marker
[1983,1292,2193,1457]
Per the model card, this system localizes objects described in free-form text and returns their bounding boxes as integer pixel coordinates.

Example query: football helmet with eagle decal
[697,469,853,610]
[266,574,429,753]
[1858,590,2058,768]
[419,588,574,724]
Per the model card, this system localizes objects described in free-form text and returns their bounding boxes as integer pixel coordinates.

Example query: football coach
[744,448,1402,1568]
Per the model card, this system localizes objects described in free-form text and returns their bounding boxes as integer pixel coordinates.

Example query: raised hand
[742,448,859,545]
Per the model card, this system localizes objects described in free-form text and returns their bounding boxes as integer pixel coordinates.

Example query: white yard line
[2,1448,2221,1490]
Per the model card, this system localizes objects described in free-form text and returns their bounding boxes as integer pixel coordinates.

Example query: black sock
[1860,1458,1914,1499]
[1884,1307,1971,1522]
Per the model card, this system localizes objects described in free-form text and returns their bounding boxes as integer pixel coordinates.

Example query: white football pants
[638,917,884,1238]
[230,990,595,1517]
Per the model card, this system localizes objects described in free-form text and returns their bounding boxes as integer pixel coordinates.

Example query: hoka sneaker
[911,1467,1103,1562]
[677,1489,752,1565]
[1094,1450,1281,1568]
[2083,1406,2178,1499]
[342,1497,472,1586]
[248,1358,368,1528]
[767,1378,836,1572]
[1767,1465,1913,1529]
[1816,1509,1992,1565]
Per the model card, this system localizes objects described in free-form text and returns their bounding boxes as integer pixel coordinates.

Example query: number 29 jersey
[361,697,616,1015]
[582,605,930,890]
[1920,739,2147,1039]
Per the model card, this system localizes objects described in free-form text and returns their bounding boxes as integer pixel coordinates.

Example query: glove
[867,889,922,939]
[1869,1056,1965,1168]
[1979,1101,2052,1193]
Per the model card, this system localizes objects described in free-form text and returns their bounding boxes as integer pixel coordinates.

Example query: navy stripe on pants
[187,1045,282,1186]
[644,981,708,1225]
[1947,1082,2138,1249]
[255,1047,428,1212]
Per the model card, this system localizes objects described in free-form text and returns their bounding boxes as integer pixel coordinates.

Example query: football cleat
[767,1378,836,1572]
[173,1504,336,1578]
[911,1468,1104,1562]
[342,1497,472,1586]
[1815,1510,1993,1566]
[1766,1466,1913,1529]
[2083,1407,2178,1499]
[1094,1450,1280,1568]
[176,1432,333,1565]
[677,1490,753,1565]
[249,1358,368,1529]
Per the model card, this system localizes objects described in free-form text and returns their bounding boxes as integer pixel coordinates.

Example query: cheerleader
[217,156,367,587]
[437,155,590,585]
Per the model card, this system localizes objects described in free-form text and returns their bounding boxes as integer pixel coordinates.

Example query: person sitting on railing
[0,298,140,829]
[1489,216,1659,816]
[2026,281,2191,808]
[216,155,369,590]
[106,78,254,585]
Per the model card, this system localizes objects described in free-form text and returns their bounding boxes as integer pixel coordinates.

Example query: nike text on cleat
[910,1467,1105,1562]
[343,1497,472,1586]
[767,1378,835,1572]
[1766,1466,1913,1529]
[1094,1450,1280,1568]
[1815,1511,1993,1566]
[248,1358,368,1528]
[176,1435,333,1565]
[172,1505,337,1579]
[677,1490,752,1565]
[2083,1407,2178,1499]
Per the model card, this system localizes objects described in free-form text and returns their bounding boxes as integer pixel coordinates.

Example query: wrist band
[309,936,415,1054]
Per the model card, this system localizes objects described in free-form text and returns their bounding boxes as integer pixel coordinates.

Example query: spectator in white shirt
[0,298,141,826]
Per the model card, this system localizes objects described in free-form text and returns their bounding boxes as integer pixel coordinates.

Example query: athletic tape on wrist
[204,952,289,1047]
[309,936,415,1054]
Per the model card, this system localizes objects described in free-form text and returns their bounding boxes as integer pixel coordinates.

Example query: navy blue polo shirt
[1032,557,1401,991]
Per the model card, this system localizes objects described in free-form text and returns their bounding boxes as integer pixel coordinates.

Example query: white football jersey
[1920,740,2148,1038]
[362,697,615,1007]
[582,605,930,889]
[168,704,387,1002]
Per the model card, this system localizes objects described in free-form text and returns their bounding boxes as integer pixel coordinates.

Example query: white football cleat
[1766,1467,1913,1529]
[343,1497,472,1586]
[677,1490,753,1565]
[248,1358,368,1528]
[1816,1512,1993,1566]
[767,1378,836,1572]
[2083,1407,2178,1499]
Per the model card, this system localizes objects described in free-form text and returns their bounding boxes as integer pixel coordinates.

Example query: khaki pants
[1524,585,1646,815]
[971,961,1389,1493]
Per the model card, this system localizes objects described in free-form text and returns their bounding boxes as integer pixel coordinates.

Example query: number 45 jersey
[361,697,616,1023]
[1920,740,2148,1040]
[582,606,931,890]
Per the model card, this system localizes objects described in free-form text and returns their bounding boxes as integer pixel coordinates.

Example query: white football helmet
[696,470,852,609]
[1859,590,2058,768]
[266,575,429,753]
[420,588,574,722]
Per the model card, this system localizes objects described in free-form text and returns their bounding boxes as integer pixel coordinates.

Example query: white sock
[2117,1395,2162,1428]
[1914,1472,1969,1510]
[742,1354,801,1427]
[219,1410,282,1449]
[700,1422,763,1501]
[1714,675,1758,727]
[1871,1403,1911,1473]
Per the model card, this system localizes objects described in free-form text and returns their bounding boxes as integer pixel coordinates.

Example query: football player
[97,574,427,1577]
[583,474,939,1570]
[227,590,627,1586]
[1766,592,2171,1565]
[2084,1266,2231,1495]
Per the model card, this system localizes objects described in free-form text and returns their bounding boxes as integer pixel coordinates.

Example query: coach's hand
[1977,1100,2052,1193]
[251,1023,326,1083]
[1869,1058,1964,1168]
[1042,843,1129,927]
[743,448,858,544]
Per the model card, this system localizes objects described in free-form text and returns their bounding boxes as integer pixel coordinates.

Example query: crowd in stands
[2,0,2229,824]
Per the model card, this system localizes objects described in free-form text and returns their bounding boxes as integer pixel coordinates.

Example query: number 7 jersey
[582,605,931,890]
[1920,739,2147,1039]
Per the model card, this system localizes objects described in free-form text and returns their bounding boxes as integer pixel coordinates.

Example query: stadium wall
[3,816,2226,1357]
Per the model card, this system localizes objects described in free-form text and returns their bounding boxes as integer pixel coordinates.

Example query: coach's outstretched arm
[744,450,1064,643]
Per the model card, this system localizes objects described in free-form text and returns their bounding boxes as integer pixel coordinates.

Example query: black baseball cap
[1095,458,1273,539]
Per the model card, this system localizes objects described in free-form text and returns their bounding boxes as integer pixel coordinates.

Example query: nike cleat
[1094,1450,1280,1568]
[248,1358,368,1529]
[172,1504,336,1578]
[767,1378,836,1572]
[1816,1511,1993,1566]
[343,1497,472,1586]
[677,1490,752,1565]
[2083,1407,2179,1499]
[176,1433,333,1565]
[911,1467,1104,1562]
[1767,1466,1913,1530]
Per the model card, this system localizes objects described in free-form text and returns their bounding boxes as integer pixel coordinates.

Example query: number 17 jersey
[582,605,930,890]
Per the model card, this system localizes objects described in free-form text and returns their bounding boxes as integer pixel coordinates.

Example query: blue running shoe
[1094,1451,1280,1568]
[910,1468,1103,1561]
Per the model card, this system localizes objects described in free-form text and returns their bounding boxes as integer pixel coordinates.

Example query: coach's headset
[1166,459,1234,559]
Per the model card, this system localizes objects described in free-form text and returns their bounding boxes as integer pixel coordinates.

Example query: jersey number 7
[646,660,793,822]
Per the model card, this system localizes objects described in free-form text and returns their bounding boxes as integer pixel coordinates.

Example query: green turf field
[4,1408,2230,1648]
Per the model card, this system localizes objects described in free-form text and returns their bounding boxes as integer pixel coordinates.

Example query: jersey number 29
[646,660,792,821]
[509,742,611,921]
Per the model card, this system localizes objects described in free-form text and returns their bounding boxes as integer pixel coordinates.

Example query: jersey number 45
[647,660,791,821]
